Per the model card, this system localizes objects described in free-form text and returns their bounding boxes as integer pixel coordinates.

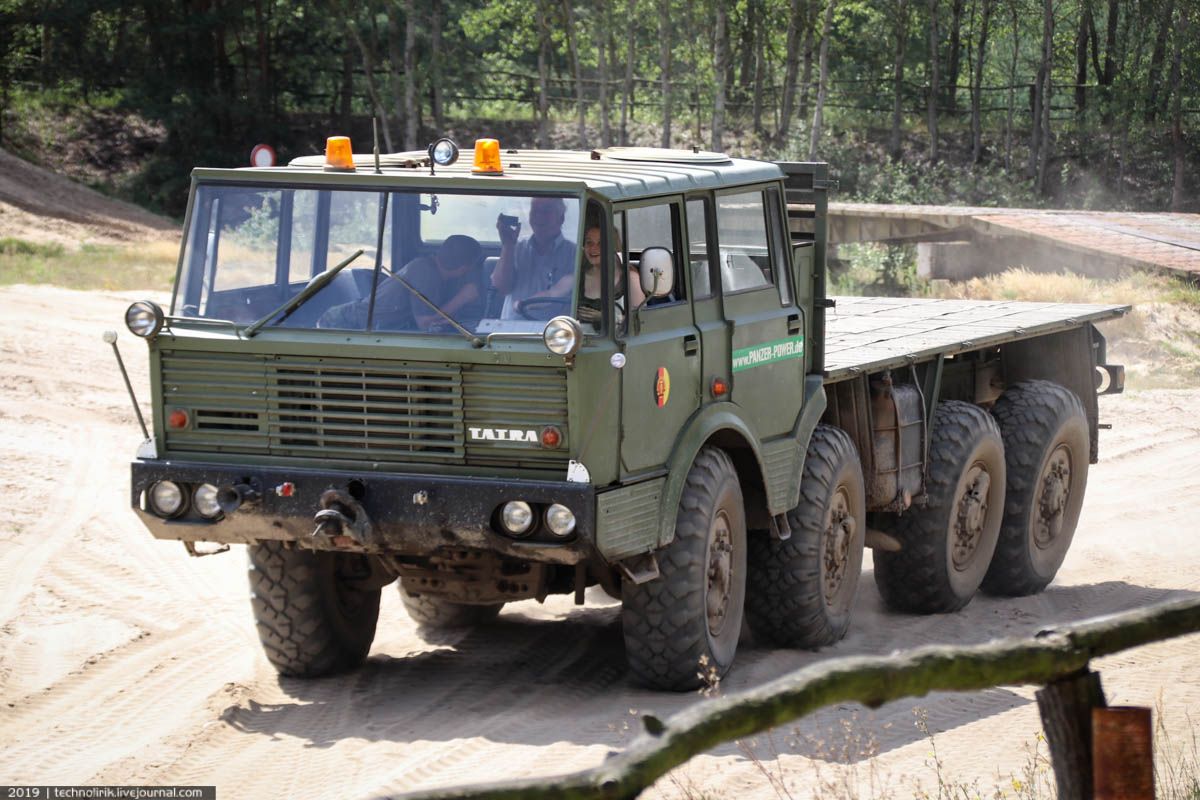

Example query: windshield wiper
[379,270,484,347]
[243,249,364,337]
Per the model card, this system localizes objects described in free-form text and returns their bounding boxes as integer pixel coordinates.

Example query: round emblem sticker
[654,366,671,408]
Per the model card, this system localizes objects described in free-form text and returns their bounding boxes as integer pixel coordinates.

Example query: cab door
[684,194,731,408]
[715,185,805,440]
[616,197,702,476]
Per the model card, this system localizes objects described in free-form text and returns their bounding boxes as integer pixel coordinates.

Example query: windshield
[174,185,583,335]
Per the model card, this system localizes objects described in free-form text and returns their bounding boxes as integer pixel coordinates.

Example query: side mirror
[639,248,675,299]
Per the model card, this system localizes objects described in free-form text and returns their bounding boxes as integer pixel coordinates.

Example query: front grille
[160,351,567,469]
[268,360,463,460]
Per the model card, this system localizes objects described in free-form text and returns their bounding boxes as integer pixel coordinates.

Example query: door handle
[787,314,802,334]
[683,334,699,355]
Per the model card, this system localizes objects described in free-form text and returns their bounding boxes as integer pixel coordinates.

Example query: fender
[781,374,830,510]
[656,374,827,548]
[656,403,766,548]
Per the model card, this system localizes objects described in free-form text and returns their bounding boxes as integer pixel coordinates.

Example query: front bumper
[131,460,597,565]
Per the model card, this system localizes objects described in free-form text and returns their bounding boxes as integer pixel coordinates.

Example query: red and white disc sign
[250,144,277,167]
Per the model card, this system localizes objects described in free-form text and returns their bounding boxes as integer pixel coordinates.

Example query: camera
[498,213,519,229]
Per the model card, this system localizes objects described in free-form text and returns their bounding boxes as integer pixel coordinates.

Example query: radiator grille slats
[160,351,568,469]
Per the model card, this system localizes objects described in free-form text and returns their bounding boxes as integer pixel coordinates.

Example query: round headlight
[193,483,221,519]
[149,480,185,517]
[545,504,576,537]
[543,316,582,356]
[430,137,460,166]
[125,301,165,338]
[500,501,534,536]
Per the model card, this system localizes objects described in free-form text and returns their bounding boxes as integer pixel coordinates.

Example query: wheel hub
[706,510,734,637]
[823,488,856,605]
[952,464,991,570]
[1035,445,1072,548]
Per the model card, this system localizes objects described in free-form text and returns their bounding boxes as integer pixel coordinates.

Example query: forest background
[0,0,1195,219]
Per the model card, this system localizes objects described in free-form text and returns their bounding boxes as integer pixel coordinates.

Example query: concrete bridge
[828,203,1200,281]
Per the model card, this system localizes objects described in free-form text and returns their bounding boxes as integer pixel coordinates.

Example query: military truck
[118,138,1126,690]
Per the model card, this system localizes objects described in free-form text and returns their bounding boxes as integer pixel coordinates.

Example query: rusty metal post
[1036,669,1106,800]
[1093,706,1155,800]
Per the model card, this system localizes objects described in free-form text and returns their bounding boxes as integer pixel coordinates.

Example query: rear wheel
[982,380,1089,596]
[622,447,746,691]
[398,581,505,629]
[874,401,1006,614]
[747,425,866,647]
[248,541,380,677]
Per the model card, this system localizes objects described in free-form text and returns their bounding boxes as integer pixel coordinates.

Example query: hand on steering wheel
[516,295,572,320]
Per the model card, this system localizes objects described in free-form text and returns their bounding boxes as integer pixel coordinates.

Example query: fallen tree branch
[381,597,1200,800]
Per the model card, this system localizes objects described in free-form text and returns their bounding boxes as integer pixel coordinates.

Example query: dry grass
[651,701,1199,800]
[0,237,178,292]
[929,269,1200,389]
[928,267,1200,307]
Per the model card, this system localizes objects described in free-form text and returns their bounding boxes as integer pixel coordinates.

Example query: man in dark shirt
[321,235,484,332]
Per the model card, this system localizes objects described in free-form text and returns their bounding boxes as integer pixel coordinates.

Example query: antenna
[372,117,382,174]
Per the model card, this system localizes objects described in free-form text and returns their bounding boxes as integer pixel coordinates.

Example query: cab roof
[191,146,785,201]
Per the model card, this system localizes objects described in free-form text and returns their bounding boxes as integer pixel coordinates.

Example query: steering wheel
[517,295,572,320]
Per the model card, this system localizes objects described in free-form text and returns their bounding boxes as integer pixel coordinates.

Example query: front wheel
[621,447,746,691]
[874,401,1006,614]
[248,541,381,677]
[982,381,1090,596]
[746,425,866,647]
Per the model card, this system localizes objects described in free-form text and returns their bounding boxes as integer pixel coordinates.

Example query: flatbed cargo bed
[823,296,1129,382]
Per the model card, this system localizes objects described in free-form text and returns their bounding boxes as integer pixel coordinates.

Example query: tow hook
[312,489,375,546]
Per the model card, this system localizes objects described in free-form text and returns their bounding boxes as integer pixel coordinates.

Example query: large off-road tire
[248,541,381,678]
[874,400,1006,614]
[398,580,504,629]
[982,380,1090,597]
[746,425,866,647]
[621,447,747,691]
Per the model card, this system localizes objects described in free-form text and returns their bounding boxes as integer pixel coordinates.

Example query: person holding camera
[491,196,576,319]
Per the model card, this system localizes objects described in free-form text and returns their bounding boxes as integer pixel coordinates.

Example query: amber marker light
[167,409,190,429]
[540,426,562,449]
[324,136,355,171]
[711,377,730,398]
[472,138,504,174]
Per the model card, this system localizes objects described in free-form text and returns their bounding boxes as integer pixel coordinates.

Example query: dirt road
[1,284,1197,799]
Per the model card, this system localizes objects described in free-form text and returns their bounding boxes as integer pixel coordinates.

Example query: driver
[491,197,576,319]
[320,235,484,332]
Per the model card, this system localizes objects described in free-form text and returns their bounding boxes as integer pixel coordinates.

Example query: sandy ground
[0,147,177,246]
[0,284,1198,799]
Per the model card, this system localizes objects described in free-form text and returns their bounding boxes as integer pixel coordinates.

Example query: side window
[286,190,319,282]
[716,190,773,293]
[686,198,713,299]
[765,186,792,306]
[623,202,684,304]
[211,188,283,292]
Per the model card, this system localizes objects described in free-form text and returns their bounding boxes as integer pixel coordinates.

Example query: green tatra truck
[118,138,1127,690]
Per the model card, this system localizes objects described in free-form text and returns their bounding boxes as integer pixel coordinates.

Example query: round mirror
[639,248,675,299]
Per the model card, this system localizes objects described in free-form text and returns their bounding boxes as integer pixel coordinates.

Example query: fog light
[429,137,459,166]
[125,300,165,338]
[545,504,576,537]
[500,500,534,536]
[149,480,185,517]
[193,483,221,519]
